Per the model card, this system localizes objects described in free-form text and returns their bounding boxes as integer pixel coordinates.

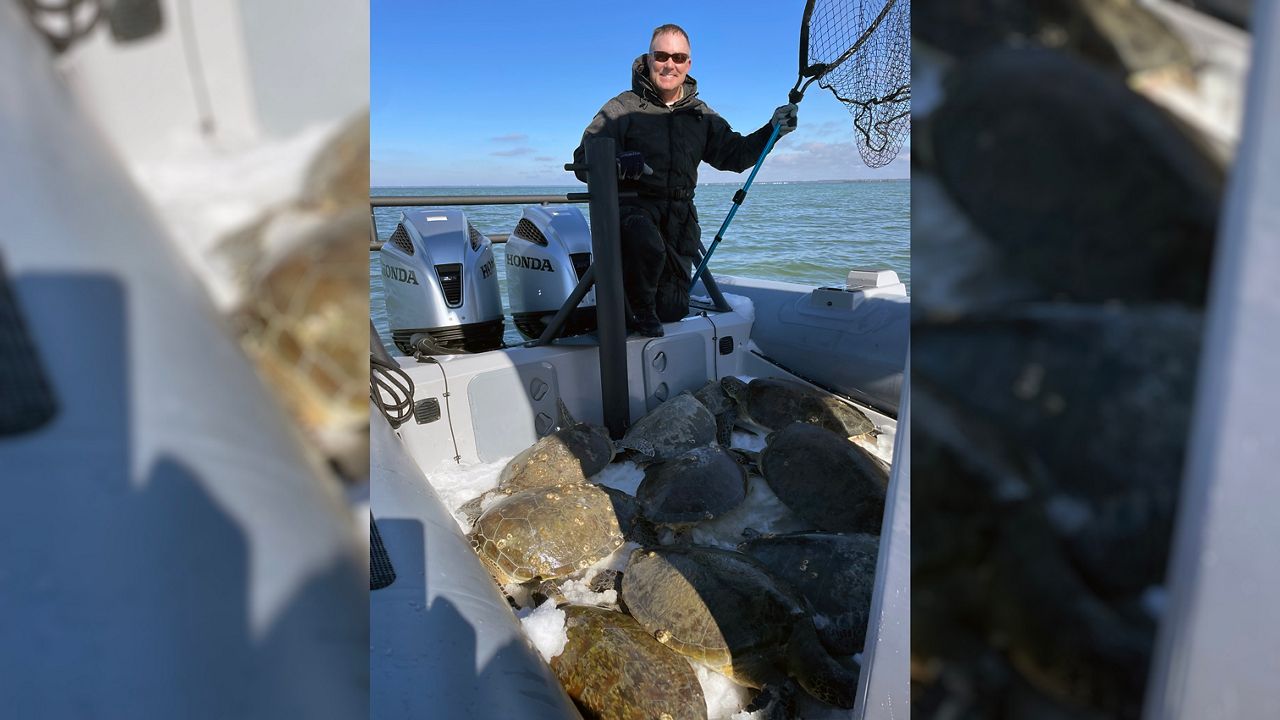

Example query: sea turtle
[738,532,880,655]
[468,483,625,584]
[693,379,736,446]
[758,423,888,535]
[497,399,615,492]
[599,484,659,547]
[914,0,1196,83]
[922,48,1221,307]
[912,305,1200,717]
[910,10,1218,719]
[616,392,717,462]
[227,112,371,481]
[621,545,858,708]
[460,399,614,521]
[721,377,875,439]
[549,605,708,720]
[635,444,748,527]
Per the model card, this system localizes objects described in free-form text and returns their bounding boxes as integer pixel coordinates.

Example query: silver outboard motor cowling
[505,205,596,339]
[380,208,504,354]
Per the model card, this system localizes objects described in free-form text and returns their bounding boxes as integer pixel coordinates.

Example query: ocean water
[371,180,908,346]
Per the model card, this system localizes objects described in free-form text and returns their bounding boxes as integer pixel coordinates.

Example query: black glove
[616,151,645,180]
[772,103,798,137]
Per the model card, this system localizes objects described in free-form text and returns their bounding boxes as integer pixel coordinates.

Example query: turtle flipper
[715,407,736,446]
[786,619,857,708]
[555,397,577,430]
[746,680,798,720]
[728,447,761,468]
[531,577,568,607]
[458,493,488,525]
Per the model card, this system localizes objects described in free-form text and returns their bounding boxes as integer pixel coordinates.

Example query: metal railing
[371,194,589,207]
[369,153,735,438]
[368,193,592,249]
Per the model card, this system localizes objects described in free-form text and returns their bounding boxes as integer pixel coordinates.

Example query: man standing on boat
[574,23,797,337]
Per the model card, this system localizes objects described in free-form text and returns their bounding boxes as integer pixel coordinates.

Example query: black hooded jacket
[573,55,773,207]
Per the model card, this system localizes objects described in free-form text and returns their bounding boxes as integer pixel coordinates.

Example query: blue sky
[371,0,909,186]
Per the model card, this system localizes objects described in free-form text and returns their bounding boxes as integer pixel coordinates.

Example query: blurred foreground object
[224,114,370,482]
[1145,1,1280,716]
[0,3,368,716]
[20,0,371,483]
[910,1,1255,717]
[915,0,1251,163]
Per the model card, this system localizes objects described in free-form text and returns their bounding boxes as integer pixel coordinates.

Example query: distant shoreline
[372,178,908,189]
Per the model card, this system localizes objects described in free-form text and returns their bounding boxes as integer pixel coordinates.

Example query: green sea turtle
[460,399,614,521]
[635,445,748,527]
[693,379,736,446]
[759,423,888,535]
[910,9,1217,719]
[738,532,880,656]
[616,392,717,462]
[497,399,615,491]
[914,0,1196,82]
[924,48,1221,306]
[912,305,1200,718]
[227,112,371,481]
[621,545,858,708]
[549,605,708,720]
[721,377,875,439]
[599,484,659,547]
[468,483,625,584]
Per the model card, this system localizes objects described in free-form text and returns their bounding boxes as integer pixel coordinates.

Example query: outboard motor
[379,208,504,354]
[504,205,596,340]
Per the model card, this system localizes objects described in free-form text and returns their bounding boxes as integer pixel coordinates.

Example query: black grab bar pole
[574,138,630,439]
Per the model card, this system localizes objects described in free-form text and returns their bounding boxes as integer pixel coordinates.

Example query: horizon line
[371,177,909,189]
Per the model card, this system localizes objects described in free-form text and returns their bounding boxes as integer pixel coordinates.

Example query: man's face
[648,31,691,99]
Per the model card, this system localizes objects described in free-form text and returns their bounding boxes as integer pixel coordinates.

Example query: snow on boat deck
[417,386,894,720]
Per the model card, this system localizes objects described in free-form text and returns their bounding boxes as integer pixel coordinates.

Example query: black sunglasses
[651,51,690,64]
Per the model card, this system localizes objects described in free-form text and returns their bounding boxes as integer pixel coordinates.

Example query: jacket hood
[631,55,699,107]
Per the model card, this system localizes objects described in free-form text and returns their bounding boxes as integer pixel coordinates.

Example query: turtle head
[694,379,731,412]
[721,376,748,401]
[616,435,657,460]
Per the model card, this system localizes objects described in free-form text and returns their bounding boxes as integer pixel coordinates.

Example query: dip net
[801,0,911,168]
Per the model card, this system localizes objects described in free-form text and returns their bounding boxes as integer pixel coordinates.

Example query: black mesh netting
[805,0,911,168]
[0,256,57,436]
[370,516,396,590]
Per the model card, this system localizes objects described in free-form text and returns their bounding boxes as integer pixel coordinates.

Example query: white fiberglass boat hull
[372,274,908,718]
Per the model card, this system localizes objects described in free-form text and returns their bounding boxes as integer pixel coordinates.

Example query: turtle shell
[759,423,888,534]
[468,483,625,584]
[618,392,718,462]
[621,546,806,680]
[497,421,615,493]
[636,445,747,525]
[724,377,875,438]
[739,532,880,655]
[550,605,707,720]
[621,545,858,708]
